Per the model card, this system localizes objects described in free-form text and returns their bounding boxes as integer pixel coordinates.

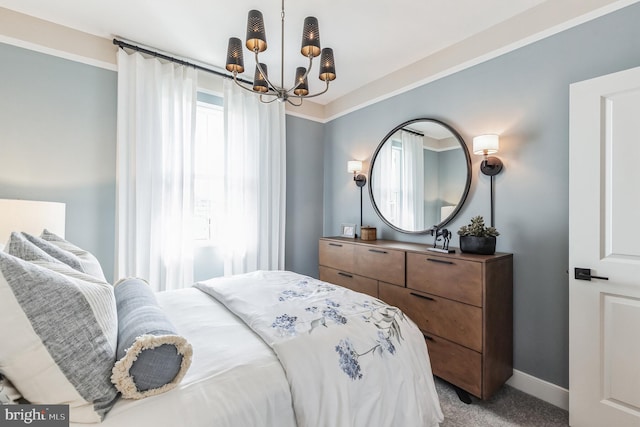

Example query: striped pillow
[0,242,118,422]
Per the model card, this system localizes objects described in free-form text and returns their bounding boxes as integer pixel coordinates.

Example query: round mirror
[368,118,471,234]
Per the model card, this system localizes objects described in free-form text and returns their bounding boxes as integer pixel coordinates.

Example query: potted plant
[457,216,499,255]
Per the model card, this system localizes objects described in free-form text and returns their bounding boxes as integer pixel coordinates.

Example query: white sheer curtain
[115,50,197,291]
[222,79,286,275]
[374,139,398,224]
[400,130,425,230]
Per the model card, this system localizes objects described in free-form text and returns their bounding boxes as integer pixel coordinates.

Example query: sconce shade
[473,134,499,155]
[246,10,267,52]
[293,67,309,96]
[347,160,363,173]
[253,63,269,92]
[225,37,245,73]
[319,48,336,81]
[300,17,321,58]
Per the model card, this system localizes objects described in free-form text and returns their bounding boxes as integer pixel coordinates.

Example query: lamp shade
[0,199,66,246]
[246,10,267,52]
[253,63,269,93]
[347,160,363,173]
[225,37,245,73]
[300,16,321,58]
[319,48,336,81]
[473,134,499,155]
[293,67,309,96]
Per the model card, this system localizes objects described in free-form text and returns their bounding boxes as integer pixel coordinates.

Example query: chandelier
[225,0,336,106]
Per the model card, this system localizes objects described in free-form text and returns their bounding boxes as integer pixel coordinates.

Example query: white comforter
[72,288,296,427]
[196,270,443,427]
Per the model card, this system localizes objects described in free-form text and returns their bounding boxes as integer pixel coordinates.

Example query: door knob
[574,268,609,281]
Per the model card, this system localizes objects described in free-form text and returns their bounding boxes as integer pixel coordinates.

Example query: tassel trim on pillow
[111,334,193,400]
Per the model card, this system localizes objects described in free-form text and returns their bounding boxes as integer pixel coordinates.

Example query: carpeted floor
[435,377,569,426]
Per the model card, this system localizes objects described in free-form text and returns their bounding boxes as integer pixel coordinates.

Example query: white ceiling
[0,0,629,107]
[0,0,551,104]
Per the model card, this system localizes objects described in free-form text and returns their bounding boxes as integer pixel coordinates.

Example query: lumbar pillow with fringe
[111,277,193,399]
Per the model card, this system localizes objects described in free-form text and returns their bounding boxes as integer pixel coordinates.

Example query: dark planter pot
[459,235,496,255]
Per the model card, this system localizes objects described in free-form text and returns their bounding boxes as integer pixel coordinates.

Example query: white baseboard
[506,369,569,411]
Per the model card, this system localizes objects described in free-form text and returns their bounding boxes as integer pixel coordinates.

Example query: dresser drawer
[424,333,482,398]
[319,266,378,298]
[319,239,354,272]
[379,282,482,352]
[354,245,405,286]
[406,253,482,306]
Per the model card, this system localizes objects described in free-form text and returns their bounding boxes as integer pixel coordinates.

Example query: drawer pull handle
[329,243,343,247]
[423,334,435,342]
[337,272,353,278]
[369,249,388,254]
[410,292,435,301]
[426,258,454,265]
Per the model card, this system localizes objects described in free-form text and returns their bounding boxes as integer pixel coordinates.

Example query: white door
[569,66,640,427]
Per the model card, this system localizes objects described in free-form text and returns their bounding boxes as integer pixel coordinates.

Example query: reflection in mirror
[369,119,471,234]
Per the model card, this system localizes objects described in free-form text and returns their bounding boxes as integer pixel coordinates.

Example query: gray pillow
[40,229,107,282]
[111,278,192,399]
[6,231,63,264]
[20,232,85,272]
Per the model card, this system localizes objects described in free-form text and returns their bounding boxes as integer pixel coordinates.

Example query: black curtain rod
[401,127,424,137]
[112,38,253,86]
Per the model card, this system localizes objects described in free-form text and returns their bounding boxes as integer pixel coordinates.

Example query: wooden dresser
[318,236,513,400]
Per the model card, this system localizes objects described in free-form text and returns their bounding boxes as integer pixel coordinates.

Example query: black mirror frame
[368,118,472,234]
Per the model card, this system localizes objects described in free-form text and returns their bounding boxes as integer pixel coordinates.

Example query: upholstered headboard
[0,199,66,246]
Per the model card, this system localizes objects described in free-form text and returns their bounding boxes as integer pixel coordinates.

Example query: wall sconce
[473,134,503,227]
[473,134,503,176]
[347,160,367,235]
[347,161,367,187]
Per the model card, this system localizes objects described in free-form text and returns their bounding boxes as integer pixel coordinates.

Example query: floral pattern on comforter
[195,270,443,427]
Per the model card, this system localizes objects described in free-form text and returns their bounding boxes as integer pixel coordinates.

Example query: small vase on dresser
[459,235,497,255]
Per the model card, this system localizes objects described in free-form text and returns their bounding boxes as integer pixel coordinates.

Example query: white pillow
[0,239,118,423]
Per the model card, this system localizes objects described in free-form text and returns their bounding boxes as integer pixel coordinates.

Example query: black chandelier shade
[300,17,321,57]
[253,63,269,92]
[319,48,336,82]
[293,67,309,96]
[246,10,267,52]
[225,37,245,73]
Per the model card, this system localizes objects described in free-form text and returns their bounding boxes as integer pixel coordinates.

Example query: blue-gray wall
[322,2,640,388]
[285,116,325,277]
[0,42,117,282]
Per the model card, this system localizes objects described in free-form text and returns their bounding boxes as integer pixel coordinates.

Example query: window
[194,98,224,243]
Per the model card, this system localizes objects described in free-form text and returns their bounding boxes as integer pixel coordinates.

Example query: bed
[0,229,443,427]
[75,286,298,427]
